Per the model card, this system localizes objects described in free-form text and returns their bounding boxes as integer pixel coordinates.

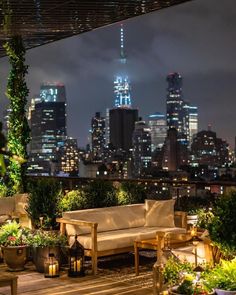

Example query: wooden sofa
[57,199,187,274]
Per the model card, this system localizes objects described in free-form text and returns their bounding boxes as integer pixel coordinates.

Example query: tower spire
[114,23,131,108]
[120,23,126,64]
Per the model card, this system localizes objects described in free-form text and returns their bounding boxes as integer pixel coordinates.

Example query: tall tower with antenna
[114,24,132,108]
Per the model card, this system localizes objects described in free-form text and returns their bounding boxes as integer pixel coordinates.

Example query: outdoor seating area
[57,200,187,274]
[1,186,236,295]
[0,0,234,294]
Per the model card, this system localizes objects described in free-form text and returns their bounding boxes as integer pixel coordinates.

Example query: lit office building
[166,72,187,145]
[27,82,67,175]
[166,73,198,147]
[59,138,79,176]
[148,112,167,151]
[188,105,198,144]
[162,128,189,171]
[132,121,152,177]
[91,112,106,160]
[191,129,229,168]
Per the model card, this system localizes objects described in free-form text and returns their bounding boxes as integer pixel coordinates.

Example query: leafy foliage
[0,181,8,197]
[58,189,86,212]
[196,208,214,230]
[26,178,62,229]
[163,256,193,287]
[175,194,217,214]
[203,259,236,291]
[3,36,30,194]
[0,221,29,246]
[82,180,118,208]
[117,181,146,205]
[27,230,67,248]
[207,191,236,255]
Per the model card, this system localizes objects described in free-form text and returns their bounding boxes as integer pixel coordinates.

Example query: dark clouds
[0,0,236,147]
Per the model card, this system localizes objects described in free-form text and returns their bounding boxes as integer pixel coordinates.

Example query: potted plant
[0,221,29,271]
[26,178,62,229]
[203,259,236,295]
[27,230,68,272]
[163,257,211,295]
[170,273,209,295]
[163,256,193,288]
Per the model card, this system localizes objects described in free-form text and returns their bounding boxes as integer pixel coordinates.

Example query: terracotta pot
[169,286,214,295]
[32,246,61,273]
[2,245,27,271]
[215,289,236,295]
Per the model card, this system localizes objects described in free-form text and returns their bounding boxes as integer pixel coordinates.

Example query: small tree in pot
[26,178,62,230]
[27,230,68,272]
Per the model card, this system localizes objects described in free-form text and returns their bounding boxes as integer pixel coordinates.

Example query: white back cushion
[0,197,15,215]
[63,203,145,235]
[145,199,175,227]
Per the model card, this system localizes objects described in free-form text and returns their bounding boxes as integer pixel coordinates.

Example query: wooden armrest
[56,217,98,259]
[56,217,98,228]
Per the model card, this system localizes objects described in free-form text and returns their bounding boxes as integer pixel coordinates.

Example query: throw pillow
[145,199,175,227]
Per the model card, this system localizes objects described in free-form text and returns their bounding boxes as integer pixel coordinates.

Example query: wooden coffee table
[134,232,193,276]
[0,274,18,295]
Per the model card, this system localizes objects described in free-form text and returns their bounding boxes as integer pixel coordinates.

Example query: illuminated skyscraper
[114,24,132,108]
[28,82,67,175]
[166,73,186,144]
[58,138,79,176]
[191,129,229,168]
[132,121,152,177]
[188,105,198,144]
[91,112,106,159]
[166,73,198,147]
[148,112,167,151]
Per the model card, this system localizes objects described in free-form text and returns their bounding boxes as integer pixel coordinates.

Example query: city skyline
[0,0,235,148]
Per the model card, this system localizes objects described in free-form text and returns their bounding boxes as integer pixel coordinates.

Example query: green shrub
[27,230,67,248]
[207,191,236,256]
[203,259,236,291]
[163,256,193,287]
[59,189,86,212]
[117,181,146,205]
[26,178,62,229]
[0,181,8,197]
[83,180,118,208]
[196,208,214,230]
[175,195,216,214]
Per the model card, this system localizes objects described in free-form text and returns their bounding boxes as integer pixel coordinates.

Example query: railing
[26,175,236,199]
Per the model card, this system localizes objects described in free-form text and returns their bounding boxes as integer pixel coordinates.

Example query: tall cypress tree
[3,35,30,194]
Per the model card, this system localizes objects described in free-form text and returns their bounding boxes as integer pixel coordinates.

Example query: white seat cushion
[69,226,186,252]
[64,204,145,235]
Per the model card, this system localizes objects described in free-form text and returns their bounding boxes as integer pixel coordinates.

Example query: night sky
[0,0,235,148]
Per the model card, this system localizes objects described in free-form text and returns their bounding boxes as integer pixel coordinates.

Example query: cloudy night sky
[0,0,235,148]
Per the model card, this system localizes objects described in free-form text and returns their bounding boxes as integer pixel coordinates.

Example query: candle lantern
[68,234,85,277]
[44,253,59,278]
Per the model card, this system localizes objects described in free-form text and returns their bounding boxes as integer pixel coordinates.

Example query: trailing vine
[3,35,30,194]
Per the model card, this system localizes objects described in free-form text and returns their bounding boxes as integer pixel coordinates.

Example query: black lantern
[68,235,85,277]
[44,253,59,278]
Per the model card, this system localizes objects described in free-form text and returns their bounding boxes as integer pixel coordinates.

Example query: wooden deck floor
[0,263,153,295]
